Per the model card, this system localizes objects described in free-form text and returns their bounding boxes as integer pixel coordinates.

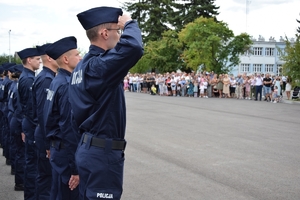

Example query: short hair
[86,23,114,42]
[22,58,27,65]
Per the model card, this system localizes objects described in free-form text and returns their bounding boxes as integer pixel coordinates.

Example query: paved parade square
[1,92,300,200]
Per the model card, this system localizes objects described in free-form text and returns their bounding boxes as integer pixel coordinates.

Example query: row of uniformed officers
[0,5,144,200]
[0,36,81,199]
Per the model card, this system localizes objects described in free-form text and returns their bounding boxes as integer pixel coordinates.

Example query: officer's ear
[47,55,53,62]
[100,29,109,39]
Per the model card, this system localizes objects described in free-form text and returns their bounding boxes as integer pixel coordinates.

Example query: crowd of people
[124,71,292,103]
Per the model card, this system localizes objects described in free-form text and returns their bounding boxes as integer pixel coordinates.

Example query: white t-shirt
[254,77,263,86]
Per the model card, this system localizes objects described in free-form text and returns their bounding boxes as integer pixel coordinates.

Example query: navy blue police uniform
[32,43,54,200]
[8,64,25,191]
[6,65,18,175]
[44,36,80,200]
[69,7,143,200]
[0,63,16,166]
[17,48,41,200]
[0,65,4,149]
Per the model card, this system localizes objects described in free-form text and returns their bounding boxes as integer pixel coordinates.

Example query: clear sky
[0,0,299,55]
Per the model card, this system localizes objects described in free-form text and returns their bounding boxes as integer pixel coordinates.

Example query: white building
[230,35,293,77]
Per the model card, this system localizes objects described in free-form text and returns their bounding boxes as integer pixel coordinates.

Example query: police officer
[8,64,25,191]
[44,36,81,200]
[32,43,58,199]
[0,65,4,149]
[0,62,16,166]
[17,48,41,200]
[69,7,143,200]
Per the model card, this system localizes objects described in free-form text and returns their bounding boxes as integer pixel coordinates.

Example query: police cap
[13,64,24,73]
[45,36,77,60]
[77,6,123,30]
[17,48,40,59]
[2,63,16,71]
[0,66,4,74]
[36,43,52,55]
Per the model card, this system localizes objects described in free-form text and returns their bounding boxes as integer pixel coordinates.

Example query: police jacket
[0,76,12,102]
[18,68,35,126]
[32,66,56,146]
[69,20,143,139]
[44,68,80,174]
[7,80,17,114]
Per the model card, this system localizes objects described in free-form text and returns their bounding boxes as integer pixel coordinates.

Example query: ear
[47,55,52,62]
[62,54,69,64]
[27,57,31,64]
[100,28,109,40]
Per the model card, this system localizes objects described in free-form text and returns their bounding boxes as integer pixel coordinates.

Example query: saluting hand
[69,175,79,190]
[118,14,132,30]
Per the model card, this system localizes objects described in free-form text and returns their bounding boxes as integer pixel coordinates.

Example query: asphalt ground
[1,92,299,200]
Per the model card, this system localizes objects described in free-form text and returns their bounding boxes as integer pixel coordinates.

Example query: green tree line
[122,0,252,74]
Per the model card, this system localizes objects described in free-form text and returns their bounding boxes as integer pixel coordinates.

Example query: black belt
[51,140,65,149]
[83,134,126,150]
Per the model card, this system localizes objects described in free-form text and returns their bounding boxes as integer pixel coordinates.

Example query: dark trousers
[23,118,37,200]
[76,134,124,200]
[255,85,263,100]
[10,116,24,184]
[35,125,52,200]
[50,147,79,200]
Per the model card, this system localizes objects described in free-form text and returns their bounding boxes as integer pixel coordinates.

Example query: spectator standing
[254,73,263,101]
[222,74,230,98]
[285,77,292,100]
[217,74,223,98]
[230,75,236,98]
[263,73,272,102]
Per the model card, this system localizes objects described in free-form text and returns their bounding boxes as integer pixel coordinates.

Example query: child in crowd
[272,86,281,103]
[151,84,157,95]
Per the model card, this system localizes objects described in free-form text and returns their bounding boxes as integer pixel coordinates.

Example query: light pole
[9,30,11,63]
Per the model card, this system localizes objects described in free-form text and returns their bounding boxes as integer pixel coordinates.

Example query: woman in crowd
[285,76,292,100]
[230,75,236,98]
[273,76,282,96]
[142,75,148,93]
[222,74,230,98]
[217,74,223,98]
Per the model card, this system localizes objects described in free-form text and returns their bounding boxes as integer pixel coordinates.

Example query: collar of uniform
[43,66,56,76]
[58,68,71,76]
[23,67,35,76]
[89,45,105,56]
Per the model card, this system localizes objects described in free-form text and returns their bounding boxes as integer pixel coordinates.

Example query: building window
[240,64,250,72]
[243,50,250,56]
[265,48,274,56]
[277,65,282,76]
[253,64,262,72]
[265,64,274,73]
[253,47,262,56]
[277,48,285,56]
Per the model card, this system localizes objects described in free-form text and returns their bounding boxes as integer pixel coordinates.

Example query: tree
[123,0,173,43]
[169,0,219,31]
[130,30,184,73]
[281,35,300,86]
[178,17,252,74]
[0,53,22,65]
[122,0,219,43]
[297,13,300,34]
